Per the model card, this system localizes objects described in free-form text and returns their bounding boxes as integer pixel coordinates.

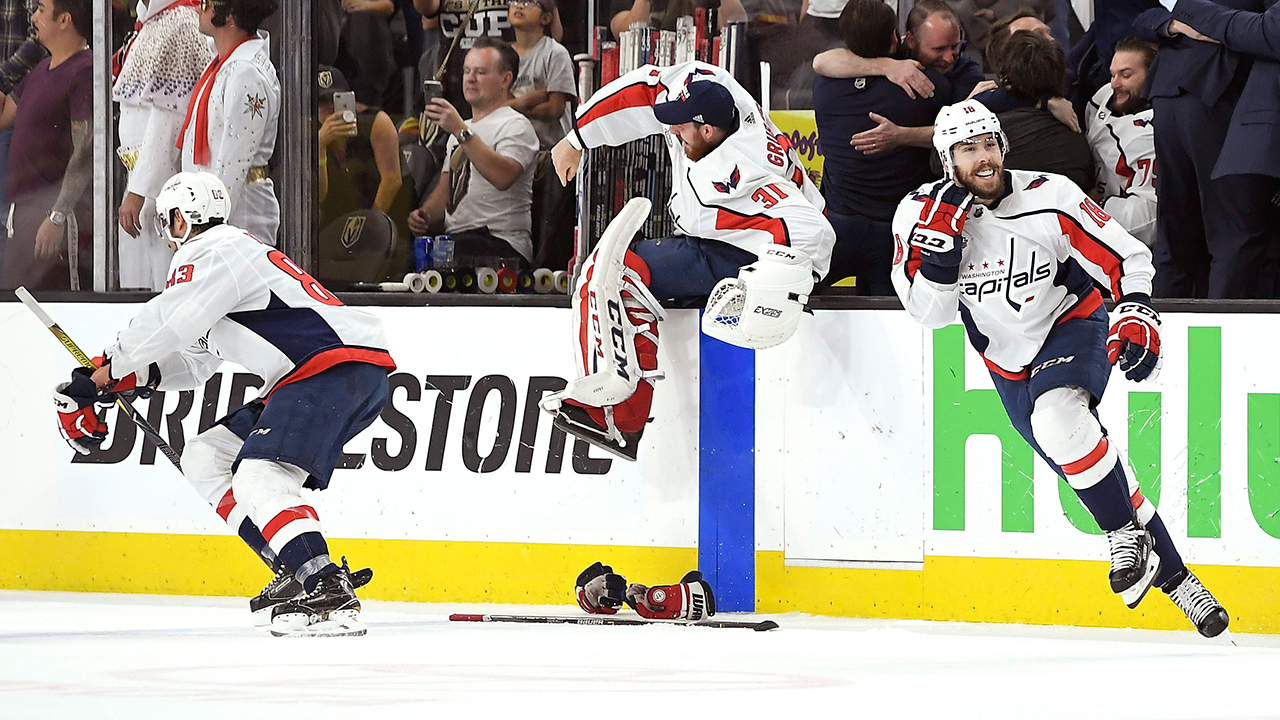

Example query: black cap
[653,81,737,129]
[317,65,350,100]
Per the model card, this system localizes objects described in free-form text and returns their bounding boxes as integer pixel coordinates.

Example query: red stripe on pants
[1061,437,1110,476]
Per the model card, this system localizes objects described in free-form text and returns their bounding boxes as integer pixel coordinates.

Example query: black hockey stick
[449,613,779,631]
[16,287,183,472]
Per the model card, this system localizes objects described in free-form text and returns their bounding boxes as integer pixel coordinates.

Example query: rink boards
[0,302,1277,632]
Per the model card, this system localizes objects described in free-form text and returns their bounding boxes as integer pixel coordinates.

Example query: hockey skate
[266,563,369,637]
[1163,568,1230,638]
[251,557,372,628]
[553,401,646,462]
[1106,521,1161,609]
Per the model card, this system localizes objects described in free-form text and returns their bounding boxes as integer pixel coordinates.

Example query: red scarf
[177,34,254,167]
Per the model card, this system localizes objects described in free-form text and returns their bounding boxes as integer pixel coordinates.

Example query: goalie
[546,69,835,461]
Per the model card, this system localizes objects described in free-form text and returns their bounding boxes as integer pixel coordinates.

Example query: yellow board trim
[3,530,1277,634]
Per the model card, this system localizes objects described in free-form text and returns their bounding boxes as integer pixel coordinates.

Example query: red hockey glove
[625,570,716,621]
[576,562,627,615]
[1107,295,1162,382]
[93,355,160,401]
[53,368,109,455]
[909,181,973,283]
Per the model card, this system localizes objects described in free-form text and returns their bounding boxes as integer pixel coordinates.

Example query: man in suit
[1136,0,1279,298]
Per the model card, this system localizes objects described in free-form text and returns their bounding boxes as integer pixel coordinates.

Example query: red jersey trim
[1058,213,1124,300]
[714,208,790,246]
[578,81,666,131]
[1055,289,1104,326]
[267,348,397,400]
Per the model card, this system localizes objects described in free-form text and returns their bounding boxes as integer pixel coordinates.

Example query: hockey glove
[625,570,716,621]
[93,355,160,401]
[576,561,628,615]
[1107,295,1162,382]
[909,181,973,283]
[53,368,109,455]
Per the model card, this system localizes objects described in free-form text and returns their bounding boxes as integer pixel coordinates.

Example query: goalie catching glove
[1107,295,1161,382]
[576,561,628,614]
[625,570,716,621]
[702,245,814,350]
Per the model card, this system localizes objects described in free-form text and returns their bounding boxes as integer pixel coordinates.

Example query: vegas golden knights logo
[341,215,366,249]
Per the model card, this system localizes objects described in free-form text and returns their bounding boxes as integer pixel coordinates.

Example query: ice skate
[552,401,645,462]
[1163,569,1230,638]
[269,569,366,637]
[251,557,372,628]
[1106,520,1160,608]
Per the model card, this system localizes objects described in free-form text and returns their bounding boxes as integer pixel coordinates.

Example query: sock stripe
[262,505,320,543]
[1062,437,1110,476]
[215,488,236,521]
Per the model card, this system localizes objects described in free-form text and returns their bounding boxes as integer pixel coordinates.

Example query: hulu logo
[932,326,1280,539]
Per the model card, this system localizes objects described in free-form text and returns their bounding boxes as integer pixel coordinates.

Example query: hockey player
[1085,36,1157,248]
[52,172,396,637]
[178,0,280,244]
[114,0,214,290]
[544,72,835,461]
[891,100,1229,638]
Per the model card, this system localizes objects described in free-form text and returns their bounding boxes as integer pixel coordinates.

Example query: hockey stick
[16,286,183,472]
[449,613,780,631]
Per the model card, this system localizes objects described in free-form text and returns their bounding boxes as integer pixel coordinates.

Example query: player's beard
[682,134,712,161]
[956,159,1005,200]
[1110,88,1147,116]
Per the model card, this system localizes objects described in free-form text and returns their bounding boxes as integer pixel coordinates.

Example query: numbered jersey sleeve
[1050,177,1154,300]
[1086,85,1157,246]
[682,147,834,278]
[107,240,245,380]
[890,185,961,329]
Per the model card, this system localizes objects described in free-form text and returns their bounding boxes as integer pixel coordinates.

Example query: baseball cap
[653,81,738,129]
[317,65,351,101]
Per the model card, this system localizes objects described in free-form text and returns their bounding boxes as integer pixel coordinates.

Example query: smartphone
[422,80,443,105]
[332,91,356,120]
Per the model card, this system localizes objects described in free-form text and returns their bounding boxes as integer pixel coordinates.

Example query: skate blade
[552,412,638,462]
[269,609,366,638]
[1120,552,1161,609]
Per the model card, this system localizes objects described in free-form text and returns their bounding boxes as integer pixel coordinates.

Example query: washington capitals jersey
[568,61,832,277]
[107,224,395,394]
[1086,85,1156,247]
[891,170,1154,378]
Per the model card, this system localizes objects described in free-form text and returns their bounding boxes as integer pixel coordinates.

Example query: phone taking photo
[423,80,443,105]
[332,91,356,122]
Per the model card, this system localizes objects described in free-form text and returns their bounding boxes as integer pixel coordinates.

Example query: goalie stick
[449,613,780,631]
[16,286,183,472]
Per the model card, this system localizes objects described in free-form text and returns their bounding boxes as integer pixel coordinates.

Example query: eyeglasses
[509,0,543,8]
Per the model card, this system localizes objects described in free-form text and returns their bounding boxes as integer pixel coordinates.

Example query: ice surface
[0,590,1275,719]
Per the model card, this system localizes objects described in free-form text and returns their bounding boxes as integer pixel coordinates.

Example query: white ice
[0,590,1276,719]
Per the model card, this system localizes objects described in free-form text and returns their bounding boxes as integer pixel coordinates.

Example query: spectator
[975,30,1093,191]
[413,0,562,117]
[0,0,48,281]
[333,0,397,107]
[1135,1,1279,298]
[114,0,213,291]
[317,66,406,229]
[0,0,91,292]
[408,38,539,267]
[1085,35,1156,247]
[985,7,1053,73]
[609,0,748,39]
[813,0,952,293]
[508,0,574,150]
[180,0,281,245]
[813,0,985,105]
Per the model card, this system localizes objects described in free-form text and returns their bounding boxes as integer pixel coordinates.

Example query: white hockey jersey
[106,224,396,396]
[891,170,1154,378]
[1086,85,1156,247]
[179,31,281,245]
[568,61,833,278]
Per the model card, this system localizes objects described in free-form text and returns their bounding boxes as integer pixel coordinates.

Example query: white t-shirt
[444,106,540,261]
[512,35,577,150]
[805,0,850,18]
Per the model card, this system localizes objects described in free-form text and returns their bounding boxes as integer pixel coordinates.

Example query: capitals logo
[713,166,741,194]
[1133,117,1152,128]
[1024,174,1050,191]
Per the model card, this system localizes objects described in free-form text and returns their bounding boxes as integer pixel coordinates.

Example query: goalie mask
[933,100,1008,181]
[154,171,231,247]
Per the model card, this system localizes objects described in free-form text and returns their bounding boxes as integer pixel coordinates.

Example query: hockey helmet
[932,100,1008,180]
[154,171,231,247]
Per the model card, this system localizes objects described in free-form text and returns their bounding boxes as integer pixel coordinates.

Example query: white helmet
[154,171,231,246]
[933,100,1008,180]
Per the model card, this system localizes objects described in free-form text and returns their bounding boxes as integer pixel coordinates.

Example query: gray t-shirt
[444,106,539,261]
[512,35,577,150]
